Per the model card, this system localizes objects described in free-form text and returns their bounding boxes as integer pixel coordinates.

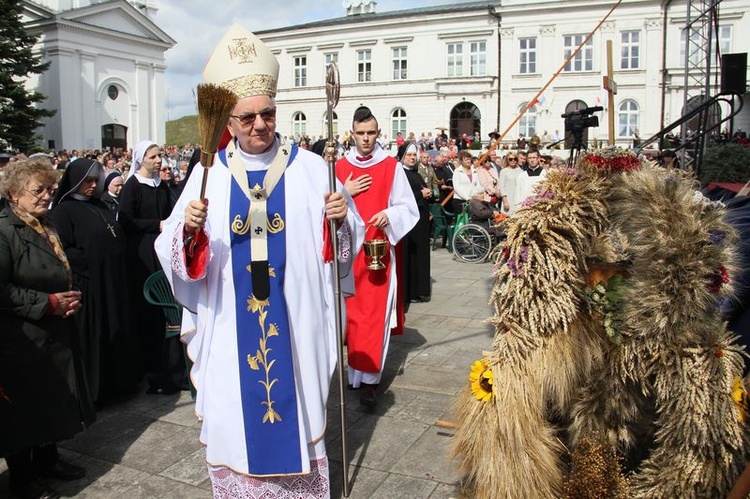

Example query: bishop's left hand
[324,192,348,222]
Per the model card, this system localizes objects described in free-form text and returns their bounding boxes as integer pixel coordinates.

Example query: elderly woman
[118,140,178,395]
[51,159,139,406]
[452,150,484,214]
[0,159,94,499]
[100,170,123,213]
[476,155,502,208]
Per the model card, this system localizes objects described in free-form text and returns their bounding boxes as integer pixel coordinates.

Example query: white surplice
[154,139,363,476]
[340,145,419,387]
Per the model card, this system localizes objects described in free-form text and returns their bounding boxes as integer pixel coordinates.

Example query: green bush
[699,142,750,184]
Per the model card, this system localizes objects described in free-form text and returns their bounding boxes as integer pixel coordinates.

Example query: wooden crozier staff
[324,61,351,498]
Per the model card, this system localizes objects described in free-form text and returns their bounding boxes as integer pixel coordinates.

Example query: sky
[153,0,476,120]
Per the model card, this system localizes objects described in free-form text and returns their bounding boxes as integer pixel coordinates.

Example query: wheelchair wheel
[452,223,492,263]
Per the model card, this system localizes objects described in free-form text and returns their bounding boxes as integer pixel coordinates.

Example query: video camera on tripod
[562,106,602,133]
[561,105,603,166]
[562,105,603,151]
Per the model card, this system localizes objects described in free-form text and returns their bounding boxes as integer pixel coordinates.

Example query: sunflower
[469,359,494,402]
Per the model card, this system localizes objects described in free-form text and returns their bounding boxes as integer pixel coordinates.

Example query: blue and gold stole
[221,146,304,475]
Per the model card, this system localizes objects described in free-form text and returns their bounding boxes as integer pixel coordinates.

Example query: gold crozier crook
[325,62,350,498]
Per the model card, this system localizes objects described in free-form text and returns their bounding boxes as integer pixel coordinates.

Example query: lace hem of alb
[208,456,330,499]
[337,222,352,263]
[170,221,206,282]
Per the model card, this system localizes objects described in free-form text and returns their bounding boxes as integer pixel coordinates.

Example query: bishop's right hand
[185,199,208,233]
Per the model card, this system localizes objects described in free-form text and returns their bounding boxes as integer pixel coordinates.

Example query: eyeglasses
[230,108,277,127]
[160,168,172,172]
[24,186,58,199]
[507,157,518,161]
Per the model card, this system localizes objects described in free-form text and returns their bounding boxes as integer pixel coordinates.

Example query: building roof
[257,1,498,35]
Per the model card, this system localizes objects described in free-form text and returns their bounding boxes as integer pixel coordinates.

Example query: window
[292,112,307,138]
[518,103,537,138]
[325,52,339,65]
[470,41,486,76]
[294,56,307,87]
[392,47,407,80]
[447,43,463,77]
[717,25,732,54]
[564,35,593,72]
[620,30,640,69]
[107,85,119,100]
[323,111,338,137]
[618,100,639,138]
[680,30,702,67]
[519,37,537,74]
[391,108,407,141]
[357,50,372,82]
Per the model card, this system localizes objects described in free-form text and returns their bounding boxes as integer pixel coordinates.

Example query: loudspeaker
[721,53,747,95]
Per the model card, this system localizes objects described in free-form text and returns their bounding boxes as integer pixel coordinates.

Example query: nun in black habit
[51,159,140,405]
[118,140,179,394]
[398,141,432,305]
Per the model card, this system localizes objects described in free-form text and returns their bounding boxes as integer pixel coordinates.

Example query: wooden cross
[603,39,618,146]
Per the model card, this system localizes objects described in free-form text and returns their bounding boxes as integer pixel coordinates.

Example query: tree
[699,142,750,185]
[0,0,56,153]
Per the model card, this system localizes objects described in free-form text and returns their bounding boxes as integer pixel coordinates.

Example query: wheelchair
[451,202,504,263]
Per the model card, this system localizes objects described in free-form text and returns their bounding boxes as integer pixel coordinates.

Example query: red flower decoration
[707,265,730,293]
[583,152,641,173]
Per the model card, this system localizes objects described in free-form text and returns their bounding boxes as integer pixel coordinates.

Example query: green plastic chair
[428,203,449,250]
[143,270,195,398]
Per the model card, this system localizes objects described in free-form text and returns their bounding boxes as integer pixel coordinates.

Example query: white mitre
[202,24,279,98]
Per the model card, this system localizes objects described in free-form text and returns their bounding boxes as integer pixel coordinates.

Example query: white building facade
[258,0,749,149]
[22,0,174,151]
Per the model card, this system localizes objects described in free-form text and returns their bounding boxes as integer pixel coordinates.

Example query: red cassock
[336,156,405,373]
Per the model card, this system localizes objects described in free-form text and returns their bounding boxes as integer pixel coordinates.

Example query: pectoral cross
[603,39,618,146]
[106,223,117,238]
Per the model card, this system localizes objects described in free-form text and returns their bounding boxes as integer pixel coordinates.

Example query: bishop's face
[228,95,277,155]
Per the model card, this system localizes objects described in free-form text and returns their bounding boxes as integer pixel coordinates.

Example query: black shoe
[10,480,61,499]
[37,459,86,481]
[359,383,377,408]
[347,384,360,391]
[146,374,180,395]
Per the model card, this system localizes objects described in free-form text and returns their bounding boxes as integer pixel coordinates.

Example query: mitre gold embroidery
[222,74,277,99]
[228,37,257,64]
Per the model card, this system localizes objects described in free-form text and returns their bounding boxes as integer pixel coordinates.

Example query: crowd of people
[1,20,722,496]
[0,138,194,498]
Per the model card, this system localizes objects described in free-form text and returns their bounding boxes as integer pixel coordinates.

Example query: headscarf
[103,170,122,192]
[397,141,419,168]
[53,158,104,207]
[133,140,159,175]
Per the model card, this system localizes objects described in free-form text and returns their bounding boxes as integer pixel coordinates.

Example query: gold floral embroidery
[246,294,282,424]
[268,213,284,234]
[222,74,277,99]
[231,209,285,236]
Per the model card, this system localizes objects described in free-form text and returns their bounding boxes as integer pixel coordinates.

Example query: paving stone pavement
[0,248,497,498]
